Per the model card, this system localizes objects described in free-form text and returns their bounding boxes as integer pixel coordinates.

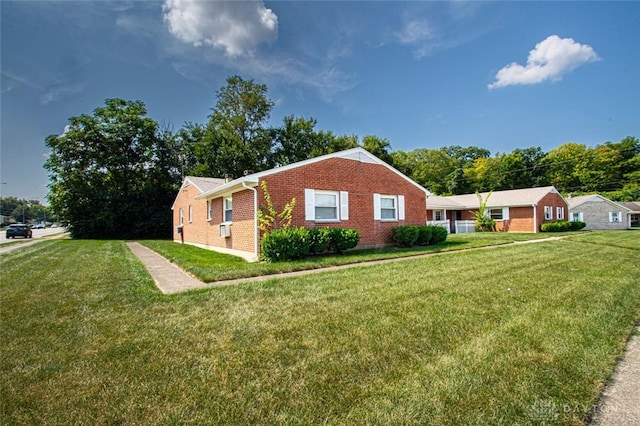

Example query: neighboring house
[426,186,569,233]
[567,194,632,230]
[172,148,430,261]
[619,202,640,228]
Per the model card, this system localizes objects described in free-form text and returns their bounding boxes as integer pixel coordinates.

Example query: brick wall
[259,157,427,247]
[569,200,628,230]
[173,186,256,254]
[536,192,569,231]
[174,156,428,254]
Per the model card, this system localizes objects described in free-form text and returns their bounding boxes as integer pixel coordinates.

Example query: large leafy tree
[45,99,180,238]
[197,75,275,178]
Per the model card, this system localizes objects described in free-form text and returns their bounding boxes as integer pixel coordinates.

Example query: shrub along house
[172,147,430,261]
[426,186,569,233]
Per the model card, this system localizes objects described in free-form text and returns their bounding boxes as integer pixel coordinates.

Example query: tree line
[44,75,639,238]
[0,197,54,225]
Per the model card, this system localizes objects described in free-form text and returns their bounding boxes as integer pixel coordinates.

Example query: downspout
[242,181,259,261]
[533,204,538,233]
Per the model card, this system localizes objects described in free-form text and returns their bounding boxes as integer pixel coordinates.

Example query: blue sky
[1,1,639,202]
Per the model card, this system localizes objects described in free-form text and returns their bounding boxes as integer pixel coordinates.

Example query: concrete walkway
[592,329,640,425]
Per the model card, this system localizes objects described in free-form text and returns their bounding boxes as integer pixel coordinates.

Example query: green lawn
[1,231,639,424]
[139,231,578,282]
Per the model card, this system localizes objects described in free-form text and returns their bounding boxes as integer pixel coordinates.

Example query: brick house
[567,194,632,230]
[172,148,429,261]
[426,186,569,233]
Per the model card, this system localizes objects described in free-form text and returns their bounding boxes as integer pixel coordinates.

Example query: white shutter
[609,212,613,222]
[503,207,510,220]
[619,212,623,223]
[305,189,315,221]
[579,212,584,222]
[340,191,349,220]
[373,193,381,220]
[398,195,405,220]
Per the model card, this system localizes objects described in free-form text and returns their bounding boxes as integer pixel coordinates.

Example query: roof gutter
[242,180,260,262]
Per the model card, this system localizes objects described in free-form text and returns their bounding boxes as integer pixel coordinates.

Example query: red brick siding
[536,192,569,231]
[502,206,534,232]
[173,186,256,253]
[258,157,427,247]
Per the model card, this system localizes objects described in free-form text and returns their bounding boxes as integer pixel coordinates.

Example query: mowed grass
[139,231,574,282]
[1,231,639,425]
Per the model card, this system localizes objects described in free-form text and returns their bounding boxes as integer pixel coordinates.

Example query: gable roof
[567,194,631,211]
[619,201,640,213]
[427,186,564,209]
[170,176,227,210]
[194,147,431,200]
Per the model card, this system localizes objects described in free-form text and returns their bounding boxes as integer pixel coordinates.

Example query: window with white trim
[488,207,509,221]
[315,192,338,220]
[609,212,622,223]
[374,193,405,221]
[544,206,553,220]
[207,200,212,221]
[223,197,233,222]
[188,205,193,223]
[304,189,349,222]
[434,209,444,221]
[179,208,184,226]
[380,196,397,220]
[556,207,564,220]
[571,212,583,222]
[489,208,503,220]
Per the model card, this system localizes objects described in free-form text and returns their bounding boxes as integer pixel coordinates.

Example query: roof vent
[224,174,233,183]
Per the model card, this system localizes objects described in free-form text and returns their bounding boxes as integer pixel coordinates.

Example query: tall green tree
[45,99,180,238]
[199,75,275,178]
[361,135,394,165]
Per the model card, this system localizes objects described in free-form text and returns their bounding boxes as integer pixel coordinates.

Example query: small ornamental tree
[473,191,495,232]
[257,181,296,232]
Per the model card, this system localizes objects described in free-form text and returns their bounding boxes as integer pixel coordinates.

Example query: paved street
[0,227,66,244]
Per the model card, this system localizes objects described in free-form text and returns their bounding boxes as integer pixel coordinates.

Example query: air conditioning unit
[219,224,231,237]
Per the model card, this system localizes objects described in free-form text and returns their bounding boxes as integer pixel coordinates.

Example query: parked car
[32,222,46,229]
[6,224,33,239]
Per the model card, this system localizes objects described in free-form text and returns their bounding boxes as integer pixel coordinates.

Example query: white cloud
[162,0,278,57]
[396,19,433,45]
[489,35,600,90]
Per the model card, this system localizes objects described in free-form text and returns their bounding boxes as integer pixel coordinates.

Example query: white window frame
[380,195,398,221]
[544,206,553,220]
[207,200,213,221]
[434,209,444,221]
[571,212,584,222]
[556,207,564,220]
[179,208,184,226]
[609,211,622,223]
[304,189,348,222]
[188,205,193,223]
[489,208,503,220]
[374,193,405,221]
[223,197,233,223]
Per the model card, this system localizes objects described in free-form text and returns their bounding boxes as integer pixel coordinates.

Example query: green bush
[262,227,361,261]
[308,227,332,254]
[428,225,448,244]
[474,215,496,232]
[392,225,447,247]
[261,227,310,262]
[416,225,433,246]
[541,220,587,232]
[392,226,419,247]
[569,221,587,231]
[330,228,361,253]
